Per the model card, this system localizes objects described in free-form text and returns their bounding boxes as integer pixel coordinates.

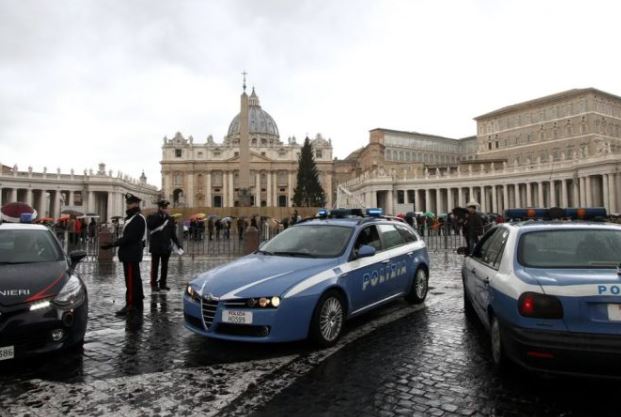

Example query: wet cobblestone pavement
[1,253,620,416]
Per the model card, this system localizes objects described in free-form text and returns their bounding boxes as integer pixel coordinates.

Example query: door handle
[381,259,391,264]
[483,277,490,284]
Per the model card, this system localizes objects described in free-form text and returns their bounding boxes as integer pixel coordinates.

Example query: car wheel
[310,290,345,347]
[490,315,509,371]
[405,268,428,304]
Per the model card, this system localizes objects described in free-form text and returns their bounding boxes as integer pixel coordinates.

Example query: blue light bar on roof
[20,213,35,223]
[366,208,383,217]
[317,209,329,218]
[504,207,607,220]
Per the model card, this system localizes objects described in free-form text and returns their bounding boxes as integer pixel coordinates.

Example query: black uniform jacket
[147,211,181,255]
[113,207,147,263]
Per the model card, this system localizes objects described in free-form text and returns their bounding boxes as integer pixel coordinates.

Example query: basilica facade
[160,88,334,209]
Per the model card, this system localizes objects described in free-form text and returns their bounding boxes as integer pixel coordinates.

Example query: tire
[490,315,510,372]
[310,290,345,347]
[405,268,428,304]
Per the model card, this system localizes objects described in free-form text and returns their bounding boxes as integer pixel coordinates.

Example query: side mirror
[69,250,87,269]
[357,244,376,259]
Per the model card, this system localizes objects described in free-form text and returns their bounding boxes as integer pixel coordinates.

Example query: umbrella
[190,213,206,220]
[405,211,415,218]
[452,207,469,219]
[36,217,55,223]
[170,213,182,219]
[221,216,232,222]
[57,214,70,222]
[61,208,84,217]
[1,202,37,223]
[424,211,435,218]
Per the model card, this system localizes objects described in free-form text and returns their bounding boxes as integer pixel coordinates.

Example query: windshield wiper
[255,249,274,256]
[272,251,317,258]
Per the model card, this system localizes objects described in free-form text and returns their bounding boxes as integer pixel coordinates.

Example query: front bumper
[502,324,621,377]
[0,300,88,360]
[183,294,317,343]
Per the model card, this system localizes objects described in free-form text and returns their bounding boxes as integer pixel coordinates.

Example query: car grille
[201,297,219,329]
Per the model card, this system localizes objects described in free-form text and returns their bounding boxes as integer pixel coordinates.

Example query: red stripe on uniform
[128,264,133,305]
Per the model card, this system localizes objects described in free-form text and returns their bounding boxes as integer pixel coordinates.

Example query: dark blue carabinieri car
[0,223,88,361]
[184,209,430,346]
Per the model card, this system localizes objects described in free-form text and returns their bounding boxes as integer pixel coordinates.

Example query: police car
[184,208,430,346]
[462,207,621,376]
[0,222,88,360]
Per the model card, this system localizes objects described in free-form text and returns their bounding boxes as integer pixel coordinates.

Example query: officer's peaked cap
[125,193,142,204]
[157,199,170,208]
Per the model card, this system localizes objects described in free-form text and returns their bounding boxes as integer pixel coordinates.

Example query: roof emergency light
[366,208,383,217]
[317,209,329,218]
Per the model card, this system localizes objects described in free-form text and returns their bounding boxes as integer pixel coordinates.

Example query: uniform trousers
[150,253,170,288]
[122,261,144,307]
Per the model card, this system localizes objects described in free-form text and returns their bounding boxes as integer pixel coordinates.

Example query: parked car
[0,223,88,361]
[184,209,430,346]
[462,208,621,376]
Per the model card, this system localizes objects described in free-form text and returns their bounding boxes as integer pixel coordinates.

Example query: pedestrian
[237,217,245,240]
[147,199,182,292]
[88,218,97,241]
[207,218,214,240]
[464,201,483,254]
[100,193,147,316]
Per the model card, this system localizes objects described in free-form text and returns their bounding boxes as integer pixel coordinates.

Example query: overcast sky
[1,0,620,187]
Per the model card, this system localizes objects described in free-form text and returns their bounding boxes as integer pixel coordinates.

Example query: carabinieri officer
[101,193,147,316]
[147,199,182,291]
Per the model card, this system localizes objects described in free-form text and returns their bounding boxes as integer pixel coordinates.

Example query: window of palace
[175,149,182,158]
[397,190,405,204]
[252,138,257,145]
[316,150,322,159]
[261,152,266,156]
[278,196,287,207]
[261,200,267,207]
[197,152,203,158]
[261,138,267,145]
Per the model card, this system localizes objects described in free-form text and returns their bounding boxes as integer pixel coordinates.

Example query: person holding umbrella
[147,199,182,291]
[464,201,483,255]
[100,193,147,316]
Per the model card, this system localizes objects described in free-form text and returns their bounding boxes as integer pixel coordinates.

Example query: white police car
[184,209,430,346]
[463,207,621,376]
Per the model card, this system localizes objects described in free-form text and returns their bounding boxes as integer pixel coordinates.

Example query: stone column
[266,172,272,207]
[586,176,592,207]
[52,190,61,218]
[502,185,508,212]
[68,190,74,207]
[480,187,487,212]
[187,172,194,208]
[526,183,532,207]
[288,172,294,207]
[603,175,610,211]
[561,180,569,207]
[537,182,544,207]
[206,172,212,208]
[254,172,260,207]
[492,185,498,213]
[272,172,278,207]
[435,189,442,214]
[550,181,556,207]
[229,171,235,207]
[468,186,473,205]
[608,173,617,213]
[387,190,394,215]
[424,189,430,212]
[39,191,48,216]
[0,187,3,206]
[26,189,33,206]
[10,188,17,202]
[514,184,520,208]
[458,187,465,207]
[578,177,585,206]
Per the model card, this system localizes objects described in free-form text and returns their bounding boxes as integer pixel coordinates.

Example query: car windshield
[261,225,353,258]
[518,229,621,268]
[0,229,64,264]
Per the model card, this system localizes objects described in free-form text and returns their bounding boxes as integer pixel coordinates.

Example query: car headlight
[247,296,281,308]
[53,275,85,308]
[186,285,200,302]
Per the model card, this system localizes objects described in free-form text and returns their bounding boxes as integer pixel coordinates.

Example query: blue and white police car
[184,209,430,346]
[463,207,621,376]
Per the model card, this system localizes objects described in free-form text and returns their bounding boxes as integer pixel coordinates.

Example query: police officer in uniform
[147,199,182,291]
[101,193,147,316]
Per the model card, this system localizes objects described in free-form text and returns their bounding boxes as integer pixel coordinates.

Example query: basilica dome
[227,88,279,139]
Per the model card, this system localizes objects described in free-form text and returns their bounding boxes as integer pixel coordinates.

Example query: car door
[345,225,385,313]
[468,227,505,325]
[377,224,409,298]
[395,224,423,292]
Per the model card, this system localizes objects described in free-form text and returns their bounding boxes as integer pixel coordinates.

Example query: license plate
[607,304,621,321]
[222,310,253,325]
[0,346,14,361]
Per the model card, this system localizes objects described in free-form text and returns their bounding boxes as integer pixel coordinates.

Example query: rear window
[518,229,621,268]
[0,229,64,264]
